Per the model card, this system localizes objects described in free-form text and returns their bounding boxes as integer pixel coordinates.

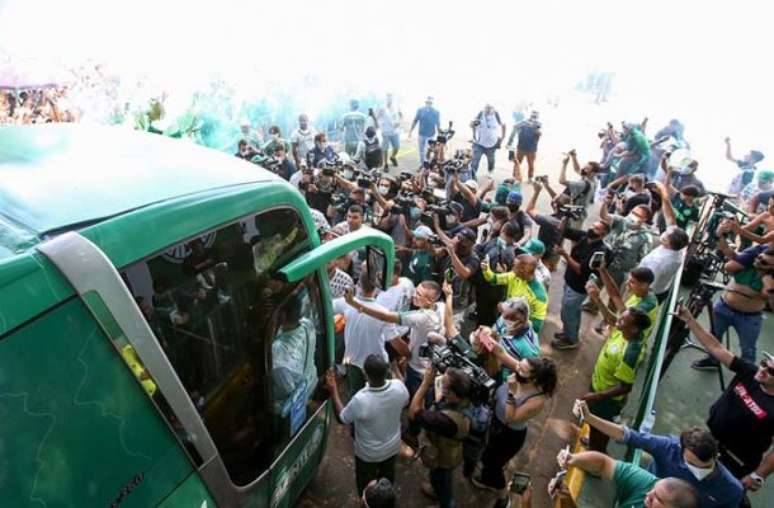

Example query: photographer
[290,114,317,169]
[551,220,611,350]
[449,174,485,226]
[355,126,384,171]
[692,221,774,369]
[473,222,520,326]
[584,192,653,316]
[661,154,705,197]
[472,356,556,508]
[469,104,506,177]
[558,150,600,228]
[574,401,744,508]
[409,366,472,508]
[271,144,296,181]
[432,226,481,328]
[525,180,563,267]
[673,306,774,499]
[262,125,291,156]
[235,139,257,160]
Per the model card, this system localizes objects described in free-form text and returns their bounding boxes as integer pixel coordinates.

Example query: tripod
[660,279,735,391]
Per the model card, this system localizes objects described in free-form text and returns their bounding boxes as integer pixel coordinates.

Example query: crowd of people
[232,95,774,508]
[0,87,78,124]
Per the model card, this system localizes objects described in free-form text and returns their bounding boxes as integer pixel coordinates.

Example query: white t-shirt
[290,127,317,161]
[377,278,416,336]
[340,379,409,462]
[377,106,402,136]
[400,306,444,373]
[474,111,503,148]
[333,297,400,369]
[639,246,684,295]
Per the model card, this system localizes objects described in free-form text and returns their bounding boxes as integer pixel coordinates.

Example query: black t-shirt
[708,357,774,468]
[506,210,533,243]
[305,185,335,215]
[562,227,612,293]
[442,250,481,311]
[453,194,483,223]
[534,213,563,253]
[473,239,514,326]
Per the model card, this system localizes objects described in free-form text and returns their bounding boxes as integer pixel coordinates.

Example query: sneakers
[390,155,398,167]
[470,474,498,492]
[692,356,720,371]
[551,337,579,350]
[554,331,568,339]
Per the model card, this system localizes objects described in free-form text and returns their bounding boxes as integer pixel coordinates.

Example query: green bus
[0,125,394,507]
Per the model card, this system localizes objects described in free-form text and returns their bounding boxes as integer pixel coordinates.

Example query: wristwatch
[750,472,765,486]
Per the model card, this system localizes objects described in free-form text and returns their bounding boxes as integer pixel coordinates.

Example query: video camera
[419,335,496,406]
[557,204,586,221]
[420,201,455,230]
[390,192,416,218]
[436,121,455,144]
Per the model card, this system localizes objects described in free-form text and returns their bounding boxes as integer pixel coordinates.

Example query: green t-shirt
[614,461,657,508]
[409,250,435,286]
[671,195,700,229]
[625,292,659,340]
[591,329,645,400]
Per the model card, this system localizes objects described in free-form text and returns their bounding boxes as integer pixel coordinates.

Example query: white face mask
[685,461,713,481]
[378,186,390,195]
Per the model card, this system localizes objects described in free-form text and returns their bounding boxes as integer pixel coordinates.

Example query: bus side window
[270,275,327,448]
[122,208,311,487]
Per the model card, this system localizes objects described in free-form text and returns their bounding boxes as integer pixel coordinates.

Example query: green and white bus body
[0,125,394,508]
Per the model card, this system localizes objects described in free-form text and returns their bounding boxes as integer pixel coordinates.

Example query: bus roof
[0,124,279,258]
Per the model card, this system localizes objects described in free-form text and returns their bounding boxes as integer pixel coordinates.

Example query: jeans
[418,135,433,162]
[382,133,400,152]
[712,298,763,363]
[560,284,586,343]
[470,143,497,176]
[355,454,397,495]
[430,467,456,508]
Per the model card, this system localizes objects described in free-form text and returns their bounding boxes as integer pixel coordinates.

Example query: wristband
[750,472,765,486]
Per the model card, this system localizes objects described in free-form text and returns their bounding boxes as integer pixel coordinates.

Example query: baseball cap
[757,170,774,183]
[495,181,520,205]
[412,225,434,239]
[522,238,546,256]
[463,179,479,192]
[458,227,477,243]
[506,191,523,206]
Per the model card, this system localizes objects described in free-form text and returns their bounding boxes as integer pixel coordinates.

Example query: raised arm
[585,280,619,326]
[577,400,625,441]
[561,451,617,481]
[724,137,735,163]
[673,304,734,368]
[525,181,542,219]
[558,155,570,185]
[652,181,676,227]
[599,266,626,312]
[570,150,582,175]
[344,290,400,324]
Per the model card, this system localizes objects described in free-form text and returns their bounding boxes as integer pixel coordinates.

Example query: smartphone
[589,273,600,287]
[444,268,455,284]
[589,251,605,270]
[479,331,496,353]
[509,472,531,495]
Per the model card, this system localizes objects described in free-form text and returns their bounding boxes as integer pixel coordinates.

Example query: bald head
[514,253,537,280]
[648,478,698,508]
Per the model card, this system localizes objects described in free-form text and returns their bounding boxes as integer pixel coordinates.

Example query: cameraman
[235,139,257,160]
[409,366,473,508]
[473,222,520,327]
[449,173,486,226]
[300,165,342,218]
[355,126,384,171]
[469,104,506,178]
[691,219,774,368]
[551,220,612,350]
[557,150,600,228]
[525,180,563,268]
[433,226,481,329]
[272,144,296,181]
[505,191,534,247]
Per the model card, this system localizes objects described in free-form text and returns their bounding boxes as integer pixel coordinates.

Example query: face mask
[271,134,279,141]
[446,216,458,226]
[378,186,390,195]
[514,372,531,384]
[343,170,354,179]
[685,461,713,481]
[502,318,518,333]
[507,204,520,213]
[410,207,421,221]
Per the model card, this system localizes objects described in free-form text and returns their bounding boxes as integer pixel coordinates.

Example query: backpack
[420,409,471,469]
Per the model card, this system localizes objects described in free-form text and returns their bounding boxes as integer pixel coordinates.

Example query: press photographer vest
[421,406,471,469]
[364,137,382,169]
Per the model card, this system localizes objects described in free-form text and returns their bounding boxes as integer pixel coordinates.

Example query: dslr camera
[420,201,454,230]
[557,204,586,220]
[436,121,455,144]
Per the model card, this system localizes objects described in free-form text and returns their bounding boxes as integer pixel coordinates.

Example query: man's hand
[671,301,694,323]
[585,281,600,298]
[742,474,764,492]
[557,448,573,470]
[442,280,453,297]
[724,136,731,145]
[716,218,735,237]
[344,288,356,306]
[581,392,601,404]
[530,179,542,191]
[481,259,491,272]
[324,368,337,393]
[573,399,591,421]
[555,245,568,258]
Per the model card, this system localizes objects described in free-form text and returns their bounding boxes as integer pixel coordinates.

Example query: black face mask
[586,228,601,241]
[507,204,520,213]
[514,372,531,384]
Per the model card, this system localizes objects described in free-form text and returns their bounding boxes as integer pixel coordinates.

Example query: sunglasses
[760,360,774,376]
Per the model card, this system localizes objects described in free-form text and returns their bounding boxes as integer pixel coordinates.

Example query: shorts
[382,133,400,151]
